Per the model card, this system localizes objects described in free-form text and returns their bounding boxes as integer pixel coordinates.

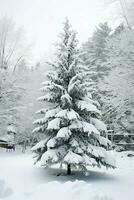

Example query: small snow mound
[29,181,112,200]
[0,180,13,199]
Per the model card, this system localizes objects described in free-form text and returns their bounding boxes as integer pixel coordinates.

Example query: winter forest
[0,0,134,200]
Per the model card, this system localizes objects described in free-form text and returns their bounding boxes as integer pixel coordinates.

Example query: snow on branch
[32,125,46,133]
[90,118,107,132]
[76,100,101,114]
[69,120,100,136]
[41,82,64,93]
[57,127,72,140]
[63,151,84,165]
[35,108,49,115]
[83,154,98,166]
[47,118,61,130]
[41,149,59,165]
[102,153,116,168]
[33,117,47,125]
[45,107,61,119]
[69,120,83,130]
[41,80,51,86]
[98,136,112,148]
[40,146,66,166]
[69,73,81,86]
[31,137,50,151]
[46,71,62,84]
[68,57,78,73]
[69,139,79,147]
[38,93,54,102]
[82,96,100,107]
[87,145,106,158]
[61,93,72,107]
[58,59,68,73]
[68,79,81,94]
[56,109,79,121]
[82,122,100,136]
[33,108,61,126]
[36,106,58,115]
[47,138,57,148]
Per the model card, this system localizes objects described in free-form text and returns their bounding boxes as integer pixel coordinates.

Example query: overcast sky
[0,0,121,62]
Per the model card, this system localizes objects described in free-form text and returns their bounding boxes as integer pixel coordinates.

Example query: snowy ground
[0,149,134,200]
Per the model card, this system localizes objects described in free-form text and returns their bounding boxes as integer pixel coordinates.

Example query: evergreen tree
[32,19,115,175]
[99,25,134,138]
[81,22,111,81]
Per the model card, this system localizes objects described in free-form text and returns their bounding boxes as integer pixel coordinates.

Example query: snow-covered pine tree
[99,25,134,137]
[32,18,115,175]
[81,22,111,81]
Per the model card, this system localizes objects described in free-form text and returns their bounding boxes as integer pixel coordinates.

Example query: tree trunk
[67,164,71,175]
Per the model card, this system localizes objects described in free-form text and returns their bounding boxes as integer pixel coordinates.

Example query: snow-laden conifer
[81,22,111,81]
[32,18,115,174]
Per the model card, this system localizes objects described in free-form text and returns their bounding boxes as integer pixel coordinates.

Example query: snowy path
[0,150,134,200]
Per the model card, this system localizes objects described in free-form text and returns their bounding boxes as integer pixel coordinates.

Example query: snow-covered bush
[32,18,115,174]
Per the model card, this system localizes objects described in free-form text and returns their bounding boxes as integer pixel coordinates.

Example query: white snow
[63,151,84,165]
[70,139,79,147]
[98,136,112,147]
[33,117,47,125]
[83,154,98,166]
[76,100,101,114]
[68,79,81,94]
[90,118,107,132]
[47,118,61,130]
[41,82,64,92]
[40,146,66,166]
[47,138,57,148]
[87,145,106,158]
[82,121,100,135]
[40,149,59,165]
[57,127,71,140]
[69,120,83,130]
[32,125,45,133]
[61,93,72,106]
[70,120,100,136]
[1,150,134,200]
[31,137,50,151]
[56,109,79,120]
[82,96,100,108]
[38,93,54,101]
[45,107,61,119]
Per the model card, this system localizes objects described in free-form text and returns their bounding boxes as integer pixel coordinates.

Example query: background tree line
[0,13,134,147]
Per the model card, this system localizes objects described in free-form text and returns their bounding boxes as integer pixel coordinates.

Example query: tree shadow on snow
[35,167,117,184]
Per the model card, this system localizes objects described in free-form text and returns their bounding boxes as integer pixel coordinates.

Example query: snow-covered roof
[0,134,14,143]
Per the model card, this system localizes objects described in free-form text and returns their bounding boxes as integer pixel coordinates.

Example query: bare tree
[103,0,134,30]
[0,17,31,71]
